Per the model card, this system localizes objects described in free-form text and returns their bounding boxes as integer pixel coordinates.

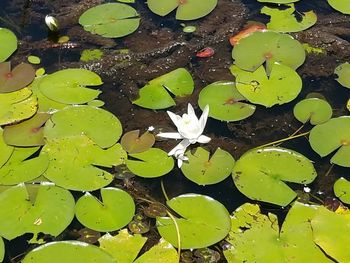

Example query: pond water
[1,0,350,262]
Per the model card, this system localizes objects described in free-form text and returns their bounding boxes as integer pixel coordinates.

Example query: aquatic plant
[0,28,17,62]
[121,130,155,154]
[0,62,35,92]
[334,177,350,204]
[328,0,350,14]
[293,98,333,125]
[335,62,350,89]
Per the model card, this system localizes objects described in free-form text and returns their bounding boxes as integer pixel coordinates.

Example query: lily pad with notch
[181,147,235,185]
[79,3,140,38]
[334,177,350,204]
[0,28,17,62]
[121,130,155,154]
[232,147,317,206]
[309,116,350,167]
[75,187,135,232]
[0,62,36,93]
[198,81,256,121]
[230,64,302,107]
[147,0,217,20]
[334,62,350,89]
[132,68,194,110]
[157,194,231,249]
[327,0,350,14]
[293,98,332,125]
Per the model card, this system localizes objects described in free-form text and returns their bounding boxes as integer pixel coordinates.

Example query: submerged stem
[161,179,170,202]
[325,163,334,177]
[166,210,181,261]
[275,123,306,147]
[257,131,310,149]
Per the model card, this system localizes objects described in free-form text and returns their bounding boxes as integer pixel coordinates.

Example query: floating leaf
[0,128,14,168]
[87,99,105,107]
[77,228,101,244]
[0,184,75,241]
[22,241,115,263]
[126,148,174,178]
[42,136,126,191]
[261,4,317,33]
[0,146,49,185]
[0,28,17,62]
[258,0,300,3]
[147,0,217,20]
[44,105,122,148]
[75,188,135,232]
[157,194,231,249]
[293,98,332,125]
[3,113,50,146]
[39,69,102,104]
[0,62,36,93]
[327,0,350,14]
[309,116,350,167]
[198,81,256,121]
[28,55,41,64]
[132,68,194,110]
[0,237,4,262]
[232,147,317,206]
[230,64,302,107]
[121,130,155,153]
[99,230,147,263]
[334,177,350,204]
[0,88,37,126]
[232,31,305,72]
[335,62,350,89]
[134,238,179,263]
[181,147,235,185]
[79,3,140,38]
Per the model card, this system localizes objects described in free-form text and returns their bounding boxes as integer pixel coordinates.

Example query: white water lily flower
[157,103,211,167]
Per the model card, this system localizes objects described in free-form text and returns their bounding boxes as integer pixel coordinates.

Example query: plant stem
[257,131,310,149]
[166,210,181,261]
[324,164,334,177]
[161,179,170,202]
[275,123,306,147]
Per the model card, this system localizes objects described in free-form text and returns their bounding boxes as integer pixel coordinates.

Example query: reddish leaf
[121,130,155,154]
[0,62,36,93]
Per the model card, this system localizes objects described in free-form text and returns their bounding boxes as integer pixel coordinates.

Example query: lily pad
[230,64,302,107]
[334,177,350,204]
[99,230,147,263]
[181,147,235,185]
[22,241,115,263]
[147,0,217,20]
[134,238,179,263]
[258,0,300,3]
[262,4,317,33]
[198,81,256,121]
[132,68,194,110]
[0,128,14,168]
[0,62,36,93]
[79,3,140,38]
[75,188,135,232]
[232,31,305,72]
[39,69,102,104]
[335,62,350,89]
[232,147,317,206]
[126,148,174,178]
[121,130,155,153]
[293,98,332,125]
[44,105,122,148]
[0,146,49,185]
[309,116,350,167]
[0,237,4,262]
[3,112,50,146]
[42,136,127,191]
[0,28,17,62]
[327,0,350,14]
[157,194,231,249]
[0,87,37,126]
[0,184,75,241]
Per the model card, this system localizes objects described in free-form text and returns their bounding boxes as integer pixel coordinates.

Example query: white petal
[168,139,190,156]
[177,158,183,168]
[197,135,211,143]
[156,132,183,139]
[199,104,209,132]
[187,103,198,122]
[167,111,181,127]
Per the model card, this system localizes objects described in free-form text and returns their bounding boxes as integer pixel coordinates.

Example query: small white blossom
[45,15,59,31]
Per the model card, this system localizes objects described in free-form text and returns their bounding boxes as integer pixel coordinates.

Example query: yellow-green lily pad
[0,28,17,62]
[334,177,350,204]
[0,128,14,168]
[328,0,350,14]
[0,237,4,262]
[134,239,179,263]
[293,98,332,125]
[335,62,350,89]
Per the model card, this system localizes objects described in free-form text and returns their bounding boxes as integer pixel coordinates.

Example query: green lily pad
[44,105,122,148]
[39,69,102,104]
[0,146,49,185]
[75,187,135,232]
[0,184,75,241]
[335,62,350,89]
[134,238,179,263]
[198,81,256,121]
[121,130,155,154]
[328,0,350,14]
[28,55,41,64]
[79,3,140,38]
[258,0,300,3]
[87,99,105,107]
[0,28,17,62]
[0,237,4,262]
[99,230,147,263]
[0,62,36,93]
[147,0,217,20]
[157,194,231,249]
[3,112,50,146]
[232,147,317,206]
[309,116,350,167]
[232,31,305,72]
[126,148,174,178]
[293,98,332,125]
[22,241,115,263]
[334,177,350,204]
[262,4,317,33]
[181,147,235,185]
[0,87,37,125]
[230,64,302,107]
[0,128,14,168]
[132,68,194,110]
[42,136,127,191]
